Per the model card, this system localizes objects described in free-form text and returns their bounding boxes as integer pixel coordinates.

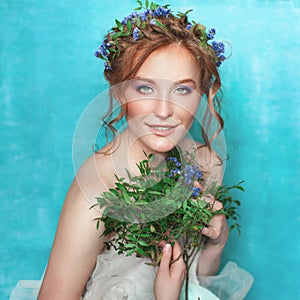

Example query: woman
[36,2,250,299]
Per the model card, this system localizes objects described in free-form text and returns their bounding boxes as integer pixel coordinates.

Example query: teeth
[152,126,172,131]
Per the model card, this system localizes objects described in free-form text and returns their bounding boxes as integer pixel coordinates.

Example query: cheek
[126,101,148,118]
[175,101,199,123]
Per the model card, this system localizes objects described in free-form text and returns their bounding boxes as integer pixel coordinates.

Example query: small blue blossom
[104,61,112,70]
[167,157,178,163]
[153,6,170,17]
[168,168,181,177]
[192,165,203,180]
[140,9,151,21]
[192,187,201,197]
[105,41,111,48]
[121,16,130,26]
[212,41,225,56]
[211,41,225,66]
[184,165,203,185]
[150,18,156,25]
[207,28,216,40]
[94,44,108,58]
[133,27,140,41]
[167,157,181,167]
[186,23,193,30]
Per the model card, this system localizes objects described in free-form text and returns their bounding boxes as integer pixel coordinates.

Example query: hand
[154,242,186,300]
[202,195,229,247]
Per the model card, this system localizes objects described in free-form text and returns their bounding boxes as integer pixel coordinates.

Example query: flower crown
[94,1,226,71]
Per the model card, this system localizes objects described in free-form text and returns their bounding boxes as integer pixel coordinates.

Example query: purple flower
[186,23,193,30]
[133,27,140,41]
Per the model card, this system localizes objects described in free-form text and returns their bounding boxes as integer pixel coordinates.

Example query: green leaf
[154,20,167,30]
[147,191,163,195]
[111,32,125,40]
[126,249,136,256]
[136,247,147,256]
[126,18,132,32]
[137,240,149,246]
[115,19,123,31]
[127,235,138,242]
[122,190,131,203]
[124,243,136,249]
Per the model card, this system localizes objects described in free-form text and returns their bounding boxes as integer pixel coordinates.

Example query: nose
[153,97,173,119]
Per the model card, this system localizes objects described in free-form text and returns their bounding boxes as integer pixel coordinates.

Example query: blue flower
[104,61,112,70]
[94,44,108,58]
[184,164,203,184]
[167,157,178,162]
[212,41,225,56]
[186,23,193,30]
[133,27,140,41]
[207,28,216,40]
[150,18,156,25]
[192,187,201,197]
[140,9,151,21]
[121,16,130,26]
[153,6,170,17]
[168,168,181,178]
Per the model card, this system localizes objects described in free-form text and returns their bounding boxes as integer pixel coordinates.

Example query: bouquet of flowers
[93,148,243,299]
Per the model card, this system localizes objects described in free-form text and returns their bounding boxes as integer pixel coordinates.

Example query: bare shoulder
[74,151,116,206]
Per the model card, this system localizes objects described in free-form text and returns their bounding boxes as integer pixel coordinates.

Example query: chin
[143,137,181,154]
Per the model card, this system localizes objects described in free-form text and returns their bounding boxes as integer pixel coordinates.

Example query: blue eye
[174,86,193,95]
[136,85,154,94]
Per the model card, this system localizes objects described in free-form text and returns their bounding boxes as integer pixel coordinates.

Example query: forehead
[135,45,200,83]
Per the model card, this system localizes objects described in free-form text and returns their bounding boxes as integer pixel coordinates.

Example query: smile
[151,126,174,131]
[147,124,177,136]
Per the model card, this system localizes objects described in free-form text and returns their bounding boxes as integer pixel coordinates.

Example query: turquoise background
[1,0,300,299]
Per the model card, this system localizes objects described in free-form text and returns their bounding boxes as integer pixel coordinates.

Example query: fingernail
[164,243,171,253]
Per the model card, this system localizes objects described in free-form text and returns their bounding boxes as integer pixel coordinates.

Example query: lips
[147,124,177,136]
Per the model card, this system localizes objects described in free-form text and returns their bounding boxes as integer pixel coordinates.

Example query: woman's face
[124,45,201,154]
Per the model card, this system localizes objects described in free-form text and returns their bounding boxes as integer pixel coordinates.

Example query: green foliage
[93,150,243,266]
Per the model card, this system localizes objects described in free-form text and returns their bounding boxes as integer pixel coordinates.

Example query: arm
[197,201,228,276]
[154,242,186,300]
[38,157,109,299]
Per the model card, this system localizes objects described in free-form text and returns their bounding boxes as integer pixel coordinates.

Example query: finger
[201,226,215,239]
[157,240,167,248]
[172,241,183,261]
[159,243,172,272]
[171,242,186,277]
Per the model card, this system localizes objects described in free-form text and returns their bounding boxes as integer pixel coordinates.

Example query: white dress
[10,247,253,300]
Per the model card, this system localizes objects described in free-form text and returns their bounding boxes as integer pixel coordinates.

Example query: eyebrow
[133,77,196,86]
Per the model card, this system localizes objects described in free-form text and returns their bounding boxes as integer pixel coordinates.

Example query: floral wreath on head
[94,0,227,71]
